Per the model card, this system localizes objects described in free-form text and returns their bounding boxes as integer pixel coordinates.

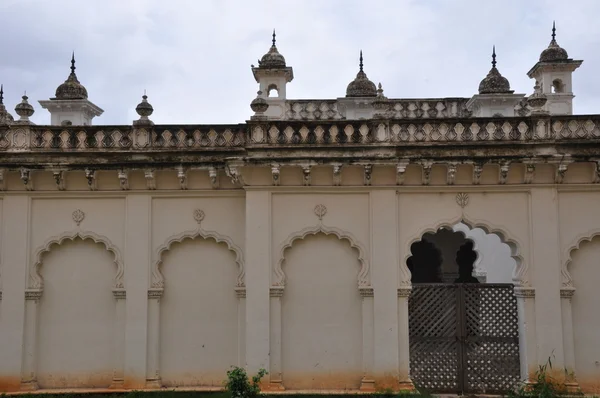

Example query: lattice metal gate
[408,284,521,394]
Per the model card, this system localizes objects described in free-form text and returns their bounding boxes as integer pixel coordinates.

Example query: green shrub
[224,366,267,398]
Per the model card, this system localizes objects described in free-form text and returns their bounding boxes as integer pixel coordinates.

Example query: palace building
[0,25,599,394]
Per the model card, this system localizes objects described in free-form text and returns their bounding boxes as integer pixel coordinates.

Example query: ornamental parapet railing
[0,124,246,152]
[284,98,472,120]
[0,116,599,152]
[248,115,600,146]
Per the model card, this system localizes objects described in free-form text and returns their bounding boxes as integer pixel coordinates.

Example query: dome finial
[492,45,497,68]
[71,52,76,74]
[552,21,556,41]
[272,29,276,47]
[359,50,364,72]
[0,84,3,105]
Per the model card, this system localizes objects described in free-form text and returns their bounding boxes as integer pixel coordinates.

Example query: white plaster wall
[159,238,239,387]
[37,239,115,388]
[570,236,600,394]
[281,233,363,389]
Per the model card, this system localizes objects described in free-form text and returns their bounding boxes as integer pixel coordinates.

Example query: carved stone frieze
[85,168,97,191]
[208,167,219,189]
[301,165,311,186]
[270,286,285,297]
[513,287,535,299]
[421,161,433,186]
[397,287,412,298]
[473,163,483,185]
[145,169,156,190]
[363,164,372,186]
[25,290,43,300]
[20,167,33,191]
[524,163,536,184]
[53,170,65,190]
[113,289,126,299]
[359,287,374,298]
[177,166,187,190]
[560,287,575,299]
[148,289,164,299]
[396,160,409,185]
[118,169,129,190]
[332,163,342,186]
[499,162,510,185]
[555,162,569,184]
[447,163,457,185]
[235,287,247,299]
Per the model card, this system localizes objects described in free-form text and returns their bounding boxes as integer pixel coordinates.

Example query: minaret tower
[526,22,582,115]
[39,53,104,126]
[251,30,294,119]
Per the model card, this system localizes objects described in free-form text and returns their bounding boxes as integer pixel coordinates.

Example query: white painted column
[560,287,578,391]
[21,291,41,391]
[397,287,413,389]
[269,287,284,389]
[244,191,271,382]
[529,188,565,368]
[111,290,126,388]
[236,288,247,368]
[124,195,151,388]
[0,196,30,392]
[514,287,537,383]
[360,287,375,391]
[145,289,163,388]
[370,190,401,389]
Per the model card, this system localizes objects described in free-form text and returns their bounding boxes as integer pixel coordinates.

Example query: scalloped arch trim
[401,215,525,286]
[274,224,370,288]
[563,229,600,288]
[152,228,244,289]
[31,230,124,290]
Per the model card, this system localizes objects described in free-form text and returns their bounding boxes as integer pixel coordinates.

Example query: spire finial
[272,29,276,47]
[0,84,3,105]
[492,45,497,68]
[71,52,76,74]
[552,21,556,41]
[359,50,364,72]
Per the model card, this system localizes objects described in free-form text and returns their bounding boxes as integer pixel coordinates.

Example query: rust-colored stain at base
[0,376,21,392]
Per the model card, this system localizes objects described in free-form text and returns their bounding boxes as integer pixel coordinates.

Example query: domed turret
[0,85,15,125]
[478,46,513,94]
[54,53,88,100]
[346,51,377,98]
[539,22,569,62]
[258,30,287,69]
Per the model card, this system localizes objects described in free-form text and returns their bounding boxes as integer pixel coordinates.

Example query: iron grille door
[409,284,520,394]
[463,284,520,393]
[409,284,461,393]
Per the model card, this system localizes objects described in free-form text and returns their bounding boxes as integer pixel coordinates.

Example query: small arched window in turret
[267,84,279,98]
[552,79,564,93]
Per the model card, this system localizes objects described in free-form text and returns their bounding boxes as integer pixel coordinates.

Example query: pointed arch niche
[270,222,374,391]
[146,227,245,388]
[22,230,125,391]
[398,217,535,385]
[560,231,600,392]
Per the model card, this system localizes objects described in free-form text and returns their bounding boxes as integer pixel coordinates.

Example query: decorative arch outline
[152,227,244,289]
[31,230,124,290]
[562,229,600,288]
[274,224,370,288]
[401,215,525,286]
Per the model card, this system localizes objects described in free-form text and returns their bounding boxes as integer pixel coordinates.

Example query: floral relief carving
[72,209,85,226]
[153,226,245,289]
[274,223,370,289]
[456,193,469,208]
[193,209,205,225]
[314,204,327,221]
[31,230,124,290]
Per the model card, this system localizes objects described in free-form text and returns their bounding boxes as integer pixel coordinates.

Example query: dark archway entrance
[407,228,520,394]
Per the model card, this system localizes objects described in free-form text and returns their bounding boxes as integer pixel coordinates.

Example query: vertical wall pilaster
[268,287,284,389]
[145,289,162,388]
[124,195,151,388]
[397,287,413,389]
[514,287,537,382]
[20,291,41,391]
[236,288,247,368]
[0,196,30,392]
[529,188,564,368]
[560,287,578,390]
[245,191,271,379]
[360,287,375,391]
[111,290,126,388]
[370,190,400,388]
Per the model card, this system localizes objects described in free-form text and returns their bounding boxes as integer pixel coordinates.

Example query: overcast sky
[1,0,599,125]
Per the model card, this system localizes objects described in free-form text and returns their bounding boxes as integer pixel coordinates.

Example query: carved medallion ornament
[193,209,205,225]
[456,193,469,208]
[72,209,85,226]
[314,204,327,221]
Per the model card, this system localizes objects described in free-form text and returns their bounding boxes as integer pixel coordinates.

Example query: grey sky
[1,0,599,125]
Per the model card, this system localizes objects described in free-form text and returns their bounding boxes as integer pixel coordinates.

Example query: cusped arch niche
[31,230,124,290]
[274,224,370,288]
[562,229,600,288]
[152,228,245,289]
[401,215,525,286]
